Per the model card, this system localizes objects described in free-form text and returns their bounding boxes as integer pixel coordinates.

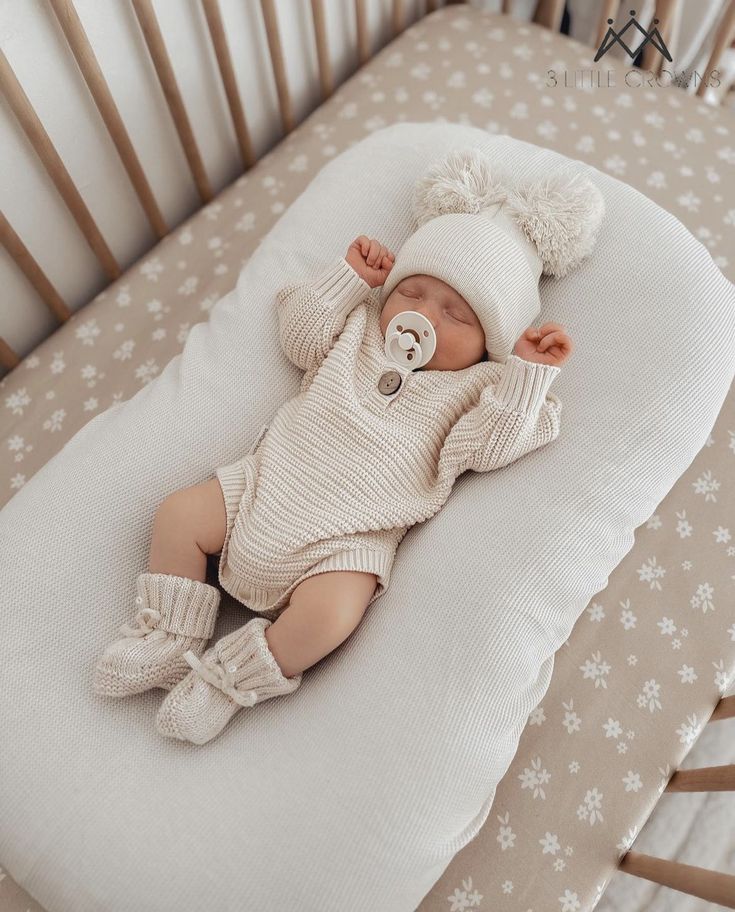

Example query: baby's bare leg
[148,478,227,582]
[264,570,378,679]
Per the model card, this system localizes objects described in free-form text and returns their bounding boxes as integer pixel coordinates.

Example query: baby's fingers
[538,330,569,352]
[352,235,370,257]
[367,239,382,266]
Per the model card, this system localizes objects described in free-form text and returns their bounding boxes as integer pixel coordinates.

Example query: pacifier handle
[384,311,436,370]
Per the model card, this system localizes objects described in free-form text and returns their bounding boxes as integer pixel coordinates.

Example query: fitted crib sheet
[1,7,734,912]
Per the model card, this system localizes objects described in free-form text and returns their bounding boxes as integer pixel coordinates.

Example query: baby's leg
[264,570,378,679]
[148,478,227,582]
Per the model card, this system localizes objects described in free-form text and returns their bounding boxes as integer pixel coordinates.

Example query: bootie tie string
[118,606,164,639]
[183,650,259,708]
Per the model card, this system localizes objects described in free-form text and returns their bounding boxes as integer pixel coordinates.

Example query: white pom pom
[412,147,510,227]
[504,168,606,277]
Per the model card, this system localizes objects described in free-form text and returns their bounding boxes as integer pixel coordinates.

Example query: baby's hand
[513,322,573,367]
[346,236,395,288]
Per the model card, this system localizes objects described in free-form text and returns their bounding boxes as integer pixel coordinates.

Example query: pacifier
[384,311,436,371]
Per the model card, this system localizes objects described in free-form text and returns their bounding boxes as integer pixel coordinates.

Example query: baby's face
[380,274,487,371]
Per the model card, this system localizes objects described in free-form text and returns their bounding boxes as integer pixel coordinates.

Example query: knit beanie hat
[379,147,606,363]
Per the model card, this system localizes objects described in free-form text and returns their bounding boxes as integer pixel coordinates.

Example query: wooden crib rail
[617,692,735,908]
[619,852,735,909]
[1,0,734,373]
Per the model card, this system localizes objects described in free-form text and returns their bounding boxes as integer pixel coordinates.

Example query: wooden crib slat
[310,0,334,100]
[392,0,404,36]
[0,48,120,280]
[594,0,620,51]
[0,335,21,373]
[710,694,735,720]
[618,851,735,909]
[201,0,256,170]
[0,210,71,325]
[260,0,295,135]
[355,0,370,66]
[131,0,213,203]
[664,763,735,792]
[533,0,566,32]
[641,0,682,76]
[697,0,735,98]
[426,0,438,12]
[502,0,513,16]
[47,0,168,239]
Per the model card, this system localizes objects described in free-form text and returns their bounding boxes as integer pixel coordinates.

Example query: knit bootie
[92,572,221,698]
[155,616,302,744]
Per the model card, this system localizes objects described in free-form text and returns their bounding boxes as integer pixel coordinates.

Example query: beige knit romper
[213,257,563,622]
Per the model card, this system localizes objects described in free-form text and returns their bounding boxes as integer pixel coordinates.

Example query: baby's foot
[155,617,302,744]
[92,573,220,698]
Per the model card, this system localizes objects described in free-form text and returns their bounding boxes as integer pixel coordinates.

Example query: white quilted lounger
[0,122,733,912]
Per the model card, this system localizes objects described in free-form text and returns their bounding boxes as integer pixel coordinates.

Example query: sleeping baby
[93,147,605,744]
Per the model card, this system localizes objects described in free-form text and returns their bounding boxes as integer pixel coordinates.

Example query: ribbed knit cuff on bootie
[92,572,221,698]
[155,616,302,745]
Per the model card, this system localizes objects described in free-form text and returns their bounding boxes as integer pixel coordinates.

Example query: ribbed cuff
[137,572,220,639]
[494,354,561,414]
[311,257,371,318]
[217,617,303,695]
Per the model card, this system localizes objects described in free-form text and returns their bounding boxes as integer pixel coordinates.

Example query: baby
[92,148,603,745]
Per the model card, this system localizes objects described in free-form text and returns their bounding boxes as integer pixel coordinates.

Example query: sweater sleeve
[276,257,371,372]
[441,354,563,475]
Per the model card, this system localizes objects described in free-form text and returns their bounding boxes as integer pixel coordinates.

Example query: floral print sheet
[1,5,733,912]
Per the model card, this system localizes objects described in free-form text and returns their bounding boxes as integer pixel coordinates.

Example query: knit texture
[92,572,221,697]
[156,617,302,744]
[215,256,562,617]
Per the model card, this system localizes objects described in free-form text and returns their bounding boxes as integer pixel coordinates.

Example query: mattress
[1,7,733,912]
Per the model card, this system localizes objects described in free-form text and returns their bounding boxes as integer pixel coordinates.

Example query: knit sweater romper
[214,256,563,622]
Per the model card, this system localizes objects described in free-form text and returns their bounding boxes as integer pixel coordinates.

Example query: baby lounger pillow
[0,122,733,912]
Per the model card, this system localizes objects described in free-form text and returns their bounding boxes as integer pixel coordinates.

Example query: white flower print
[529,705,546,726]
[690,581,715,613]
[658,616,676,636]
[42,408,66,433]
[540,831,561,855]
[622,771,642,792]
[678,664,697,684]
[140,255,164,281]
[579,651,611,689]
[692,469,720,502]
[50,351,66,374]
[562,699,581,734]
[637,556,666,590]
[75,319,101,346]
[619,601,637,629]
[558,888,582,911]
[588,601,605,621]
[5,387,31,416]
[495,812,516,850]
[675,509,693,537]
[675,713,701,745]
[636,679,662,712]
[576,787,603,825]
[447,875,482,910]
[519,756,550,799]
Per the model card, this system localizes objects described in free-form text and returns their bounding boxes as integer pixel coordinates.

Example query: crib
[1,2,734,910]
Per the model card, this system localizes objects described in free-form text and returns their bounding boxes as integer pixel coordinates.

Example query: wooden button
[377,370,402,395]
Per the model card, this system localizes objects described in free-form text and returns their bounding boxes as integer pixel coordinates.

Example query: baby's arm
[443,354,562,474]
[276,235,393,374]
[276,257,370,373]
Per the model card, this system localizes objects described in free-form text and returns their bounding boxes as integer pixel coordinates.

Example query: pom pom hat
[379,147,606,363]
